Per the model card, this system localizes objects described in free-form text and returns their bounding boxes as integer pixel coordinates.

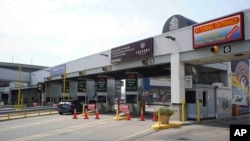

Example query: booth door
[200,91,208,118]
[186,91,196,119]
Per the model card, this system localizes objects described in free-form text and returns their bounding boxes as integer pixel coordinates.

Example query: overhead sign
[111,38,153,63]
[193,12,244,49]
[50,64,66,77]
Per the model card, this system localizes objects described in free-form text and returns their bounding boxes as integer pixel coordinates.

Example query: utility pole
[17,66,21,110]
[63,67,66,101]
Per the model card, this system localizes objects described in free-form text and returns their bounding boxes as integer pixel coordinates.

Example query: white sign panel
[185,75,193,88]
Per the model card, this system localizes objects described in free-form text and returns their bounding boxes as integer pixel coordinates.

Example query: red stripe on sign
[88,104,96,110]
[119,104,129,112]
[226,25,239,39]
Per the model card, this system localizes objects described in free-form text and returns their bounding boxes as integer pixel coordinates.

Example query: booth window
[185,91,196,103]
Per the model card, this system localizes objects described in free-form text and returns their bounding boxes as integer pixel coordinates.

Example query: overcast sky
[0,0,249,67]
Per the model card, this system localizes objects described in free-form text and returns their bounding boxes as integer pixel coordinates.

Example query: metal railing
[0,106,58,120]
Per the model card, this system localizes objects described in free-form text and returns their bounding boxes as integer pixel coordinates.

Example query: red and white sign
[119,104,129,112]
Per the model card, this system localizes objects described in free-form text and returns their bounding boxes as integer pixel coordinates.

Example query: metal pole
[158,107,161,126]
[17,66,21,110]
[182,98,185,123]
[196,100,200,123]
[63,67,66,101]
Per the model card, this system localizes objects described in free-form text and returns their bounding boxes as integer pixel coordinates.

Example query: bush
[155,107,174,116]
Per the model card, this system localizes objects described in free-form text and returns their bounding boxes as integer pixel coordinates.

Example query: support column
[171,52,185,121]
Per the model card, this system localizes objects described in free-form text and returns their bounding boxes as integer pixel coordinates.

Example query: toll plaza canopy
[1,8,250,121]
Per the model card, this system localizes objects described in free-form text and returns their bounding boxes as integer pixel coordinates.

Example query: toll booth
[77,79,95,106]
[96,76,116,113]
[124,72,143,115]
[185,84,232,120]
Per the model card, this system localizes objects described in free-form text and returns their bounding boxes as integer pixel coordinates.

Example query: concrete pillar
[170,52,185,121]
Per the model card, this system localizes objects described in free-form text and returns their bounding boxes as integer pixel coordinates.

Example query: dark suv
[57,99,83,115]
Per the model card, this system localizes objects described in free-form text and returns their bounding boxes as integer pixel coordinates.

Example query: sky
[0,0,249,67]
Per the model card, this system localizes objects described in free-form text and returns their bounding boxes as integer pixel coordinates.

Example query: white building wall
[30,69,50,85]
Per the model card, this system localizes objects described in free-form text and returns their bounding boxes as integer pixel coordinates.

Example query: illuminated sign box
[111,37,153,63]
[50,64,66,77]
[96,77,107,92]
[193,12,244,49]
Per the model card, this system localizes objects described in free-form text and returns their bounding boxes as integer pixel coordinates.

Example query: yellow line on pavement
[114,129,151,141]
[9,120,109,141]
[0,117,68,131]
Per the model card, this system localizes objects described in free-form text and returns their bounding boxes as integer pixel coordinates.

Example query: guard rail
[0,107,58,121]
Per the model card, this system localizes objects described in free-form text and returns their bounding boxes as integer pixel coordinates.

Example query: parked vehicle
[57,99,83,115]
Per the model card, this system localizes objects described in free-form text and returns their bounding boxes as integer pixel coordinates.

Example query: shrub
[155,107,174,116]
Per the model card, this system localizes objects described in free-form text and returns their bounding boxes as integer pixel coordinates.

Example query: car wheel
[59,112,63,115]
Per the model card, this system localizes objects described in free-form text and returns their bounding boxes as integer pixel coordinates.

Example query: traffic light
[142,58,149,66]
[210,45,219,54]
[37,82,45,92]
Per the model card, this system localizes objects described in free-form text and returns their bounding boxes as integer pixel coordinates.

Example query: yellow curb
[151,122,181,130]
[80,112,96,116]
[113,116,126,120]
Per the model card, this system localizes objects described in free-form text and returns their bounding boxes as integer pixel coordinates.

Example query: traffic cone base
[152,112,157,121]
[95,109,100,119]
[140,112,145,121]
[72,108,78,119]
[126,111,131,120]
[84,111,89,119]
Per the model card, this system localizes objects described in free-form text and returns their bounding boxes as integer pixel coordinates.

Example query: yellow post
[116,104,119,118]
[182,99,185,123]
[196,100,200,123]
[17,66,22,110]
[7,114,10,120]
[158,107,161,126]
[63,67,66,101]
[21,94,23,109]
[24,112,27,118]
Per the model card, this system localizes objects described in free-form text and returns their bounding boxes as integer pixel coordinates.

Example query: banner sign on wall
[231,60,249,106]
[111,37,153,63]
[193,12,244,49]
[50,64,66,77]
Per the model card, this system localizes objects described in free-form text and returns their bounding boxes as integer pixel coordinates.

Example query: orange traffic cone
[72,108,78,119]
[84,109,89,119]
[152,111,157,121]
[139,110,144,121]
[126,111,131,120]
[95,108,100,119]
